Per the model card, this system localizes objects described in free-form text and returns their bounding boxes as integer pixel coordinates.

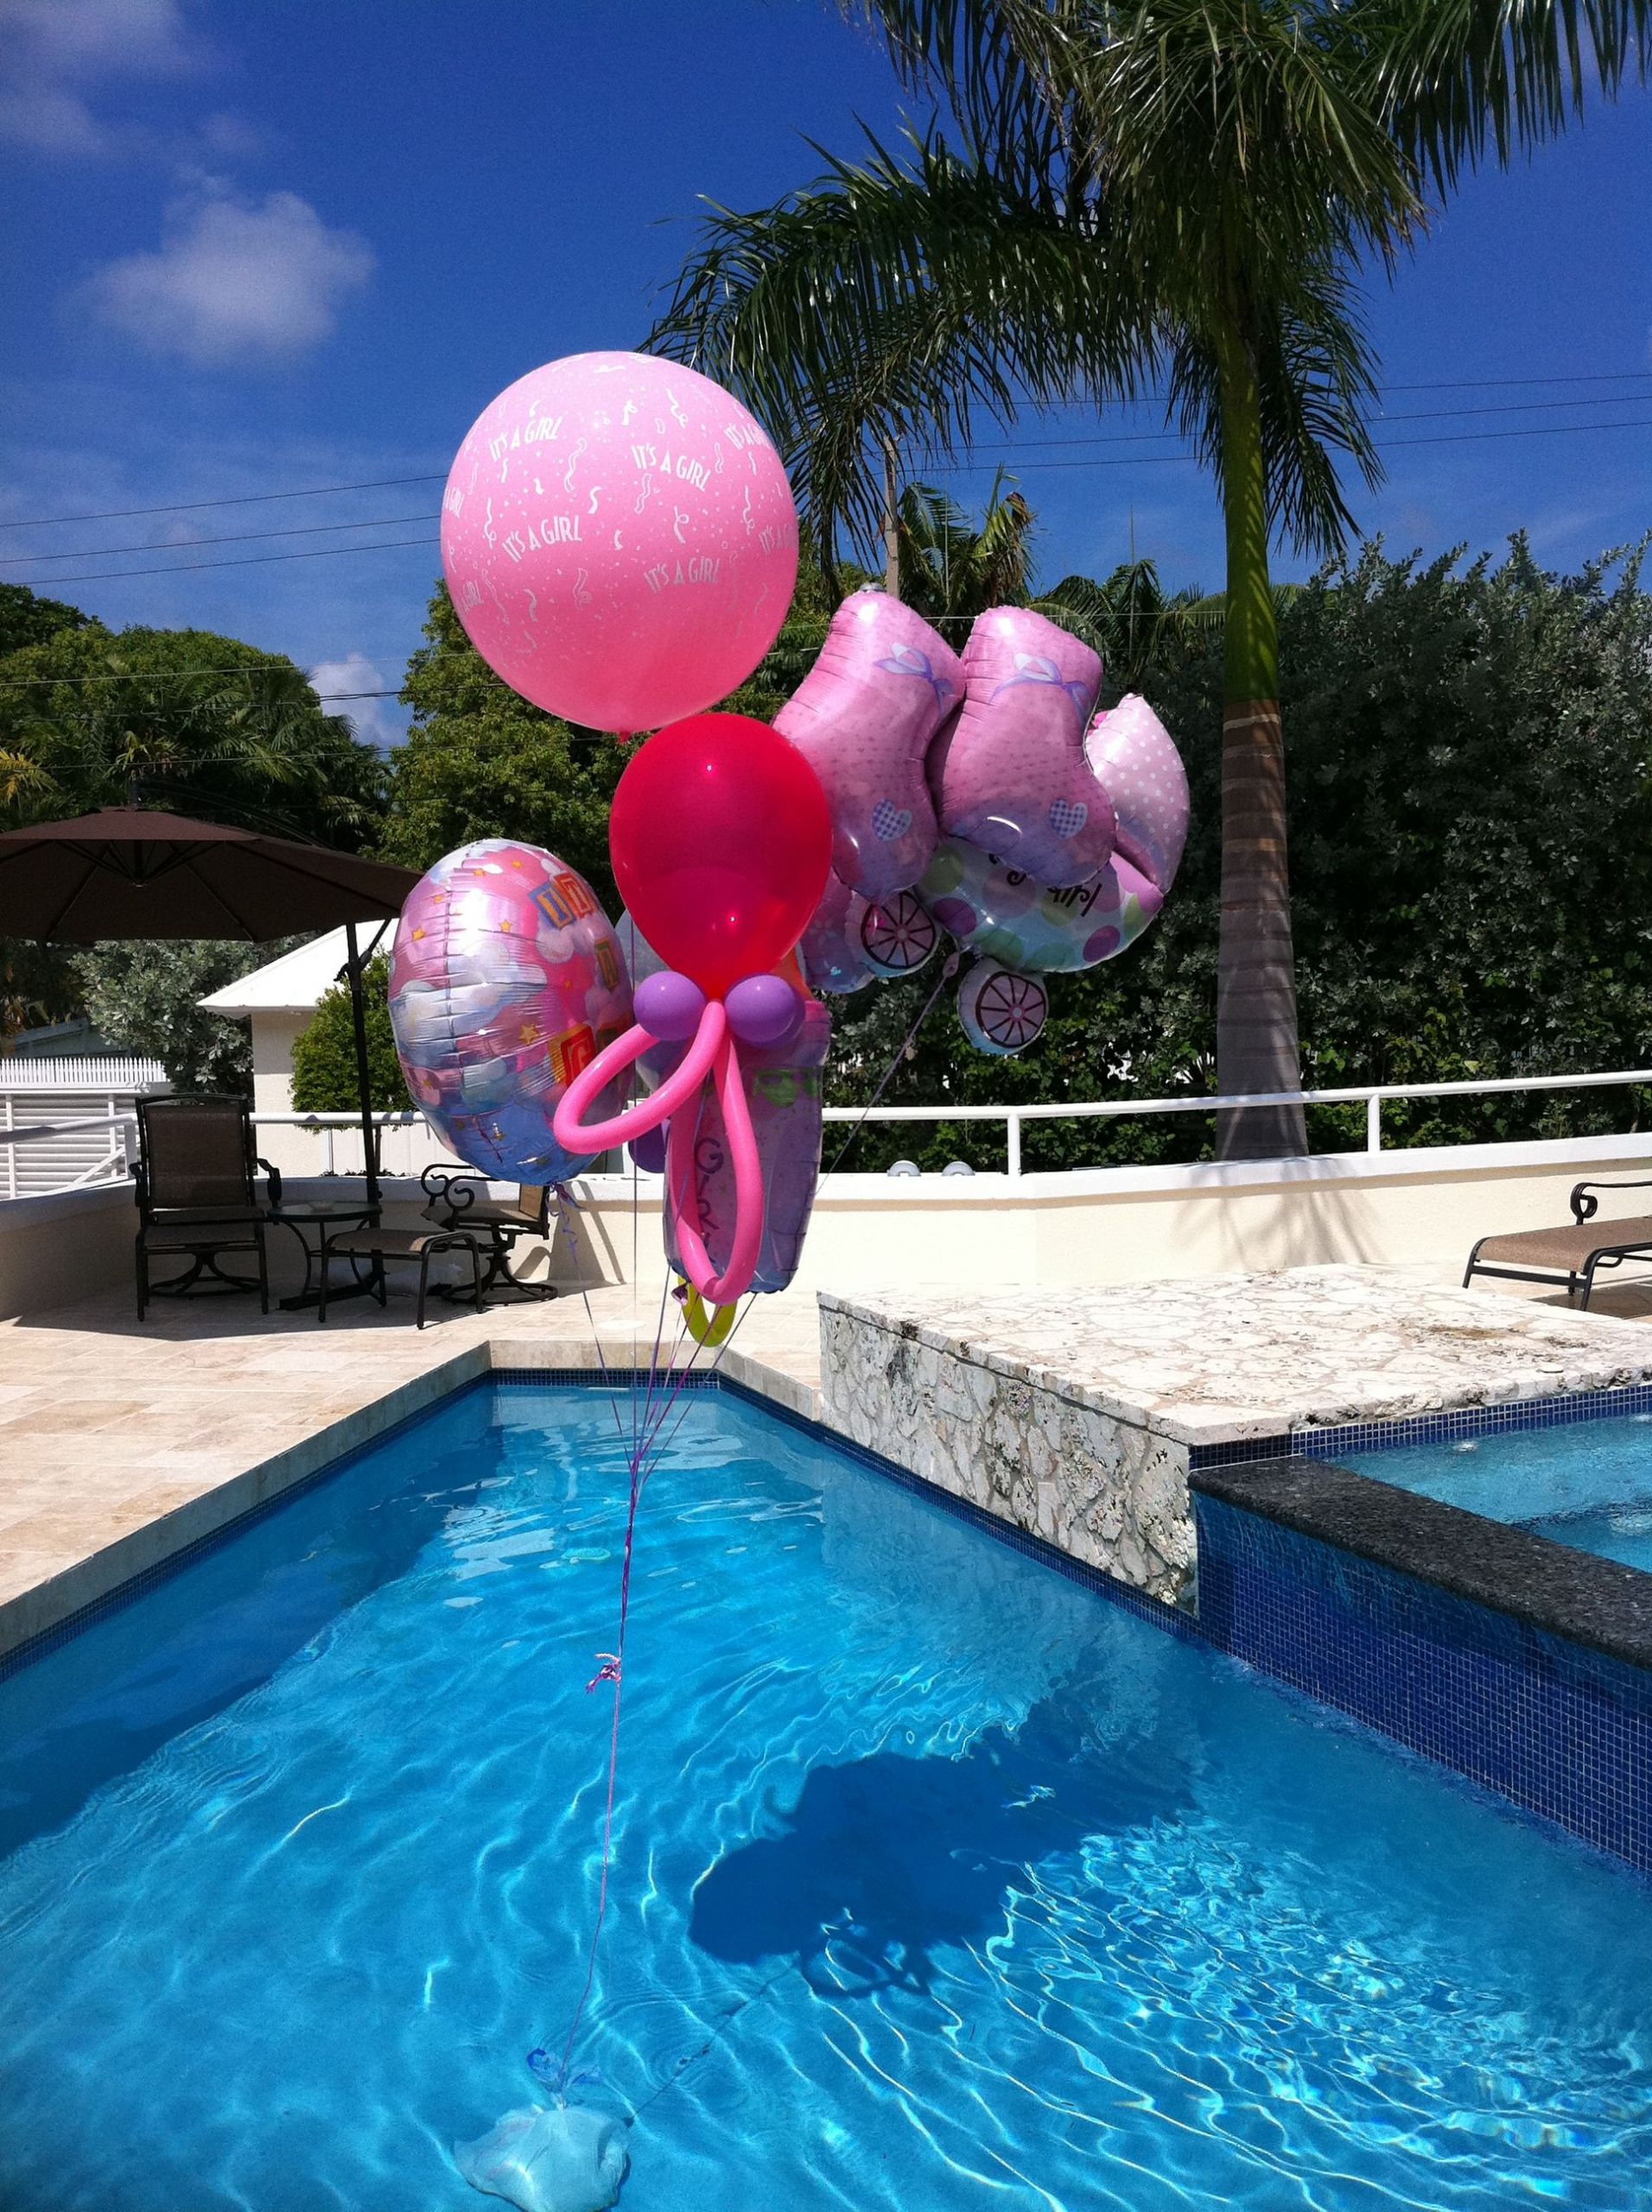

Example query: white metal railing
[816,1066,1652,1178]
[0,1105,134,1198]
[246,1070,1652,1183]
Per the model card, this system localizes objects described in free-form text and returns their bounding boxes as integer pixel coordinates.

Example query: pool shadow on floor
[689,1670,1191,1996]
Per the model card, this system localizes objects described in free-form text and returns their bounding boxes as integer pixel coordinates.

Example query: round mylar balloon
[389,840,632,1184]
[440,351,798,730]
[919,838,1165,974]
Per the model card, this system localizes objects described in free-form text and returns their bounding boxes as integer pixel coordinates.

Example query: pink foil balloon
[774,589,962,899]
[928,607,1110,886]
[663,996,831,1294]
[1083,693,1191,892]
[389,840,632,1184]
[440,351,798,731]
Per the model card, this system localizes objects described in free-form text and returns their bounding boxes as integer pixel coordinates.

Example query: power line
[948,388,1652,454]
[8,393,1646,570]
[942,415,1652,471]
[15,535,441,587]
[3,370,1649,535]
[4,413,1648,591]
[0,474,448,531]
[4,512,442,568]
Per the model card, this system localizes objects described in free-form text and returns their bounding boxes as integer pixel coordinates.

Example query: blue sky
[3,0,1649,749]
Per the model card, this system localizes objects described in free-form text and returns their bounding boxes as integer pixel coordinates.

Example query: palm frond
[652,123,1147,563]
[1365,0,1652,193]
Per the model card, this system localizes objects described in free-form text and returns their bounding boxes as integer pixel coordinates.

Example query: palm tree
[654,0,1649,1156]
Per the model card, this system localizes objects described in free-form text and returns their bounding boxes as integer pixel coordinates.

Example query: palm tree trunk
[882,438,900,599]
[1213,322,1306,1160]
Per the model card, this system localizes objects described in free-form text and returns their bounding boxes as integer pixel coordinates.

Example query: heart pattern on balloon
[872,799,914,842]
[1047,798,1089,839]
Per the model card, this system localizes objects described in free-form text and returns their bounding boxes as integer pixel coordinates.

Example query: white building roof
[198,921,394,1014]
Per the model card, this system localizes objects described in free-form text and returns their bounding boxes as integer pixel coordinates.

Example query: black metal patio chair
[418,1166,560,1301]
[133,1094,280,1320]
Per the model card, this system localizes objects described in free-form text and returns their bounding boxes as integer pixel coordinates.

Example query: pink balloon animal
[929,607,1109,886]
[441,351,798,733]
[774,590,962,899]
[389,841,632,1185]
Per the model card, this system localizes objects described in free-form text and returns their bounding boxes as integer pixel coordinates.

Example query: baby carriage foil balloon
[390,840,632,1184]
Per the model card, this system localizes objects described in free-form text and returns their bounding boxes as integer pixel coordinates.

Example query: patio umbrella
[0,806,421,1209]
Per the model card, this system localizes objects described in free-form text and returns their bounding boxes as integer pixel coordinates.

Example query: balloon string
[823,951,961,1176]
[546,1200,746,2096]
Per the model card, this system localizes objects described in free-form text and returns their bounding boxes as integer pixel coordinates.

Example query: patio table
[268,1195,382,1311]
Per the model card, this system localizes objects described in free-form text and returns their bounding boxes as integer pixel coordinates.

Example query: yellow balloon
[682,1284,736,1347]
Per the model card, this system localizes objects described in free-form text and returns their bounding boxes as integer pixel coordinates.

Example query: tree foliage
[827,536,1652,1166]
[289,954,407,1113]
[68,938,302,1096]
[0,584,88,659]
[0,601,387,844]
[378,583,628,912]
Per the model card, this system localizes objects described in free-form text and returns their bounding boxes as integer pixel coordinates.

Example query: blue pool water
[3,1383,1652,2210]
[1341,1410,1652,1572]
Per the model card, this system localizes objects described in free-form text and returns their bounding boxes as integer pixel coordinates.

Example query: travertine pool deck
[7,1261,1652,1660]
[819,1266,1652,1605]
[0,1281,824,1658]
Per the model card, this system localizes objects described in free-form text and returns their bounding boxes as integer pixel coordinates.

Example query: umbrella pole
[344,921,383,1215]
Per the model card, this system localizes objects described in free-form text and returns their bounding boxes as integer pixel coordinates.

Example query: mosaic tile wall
[1193,1492,1652,1872]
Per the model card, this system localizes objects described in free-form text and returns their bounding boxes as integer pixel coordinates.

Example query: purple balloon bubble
[726,972,804,1046]
[635,969,707,1043]
[628,1122,669,1175]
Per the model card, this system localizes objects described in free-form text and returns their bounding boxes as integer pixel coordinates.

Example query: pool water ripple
[3,1384,1652,2209]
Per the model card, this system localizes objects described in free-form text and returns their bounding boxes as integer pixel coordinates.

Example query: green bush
[290,955,408,1112]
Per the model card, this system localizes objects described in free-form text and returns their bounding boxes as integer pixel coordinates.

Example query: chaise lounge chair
[1463,1179,1652,1309]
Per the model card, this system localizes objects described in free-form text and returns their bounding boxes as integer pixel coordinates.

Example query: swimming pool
[3,1380,1651,2209]
[1339,1408,1652,1572]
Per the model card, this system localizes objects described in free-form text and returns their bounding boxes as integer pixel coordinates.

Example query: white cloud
[0,0,198,155]
[86,185,374,365]
[308,655,408,753]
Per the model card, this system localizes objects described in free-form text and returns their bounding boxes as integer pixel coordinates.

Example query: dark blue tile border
[1191,1381,1652,1472]
[1195,1492,1652,1872]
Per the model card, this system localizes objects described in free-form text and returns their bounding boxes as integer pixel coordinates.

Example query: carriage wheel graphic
[960,962,1048,1055]
[861,890,939,976]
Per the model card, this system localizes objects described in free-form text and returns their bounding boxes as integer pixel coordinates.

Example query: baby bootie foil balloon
[774,589,961,899]
[929,606,1109,887]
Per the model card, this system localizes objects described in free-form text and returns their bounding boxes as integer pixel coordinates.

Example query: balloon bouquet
[388,348,1187,2212]
[786,591,1189,1058]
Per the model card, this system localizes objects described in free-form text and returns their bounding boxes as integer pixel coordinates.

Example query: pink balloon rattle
[551,715,831,1306]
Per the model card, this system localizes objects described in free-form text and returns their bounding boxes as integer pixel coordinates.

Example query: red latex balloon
[610,714,832,998]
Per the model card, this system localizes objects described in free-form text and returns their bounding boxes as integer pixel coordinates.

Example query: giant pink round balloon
[440,351,799,731]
